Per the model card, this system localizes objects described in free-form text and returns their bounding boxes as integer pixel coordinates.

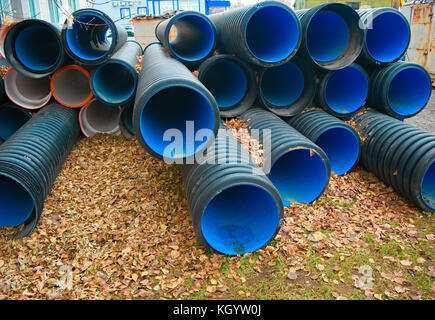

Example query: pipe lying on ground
[119,102,134,138]
[368,61,432,118]
[4,68,52,110]
[296,3,363,70]
[91,40,142,105]
[209,1,301,67]
[133,43,219,161]
[288,109,360,175]
[79,99,121,137]
[62,8,128,65]
[3,20,64,78]
[358,8,410,66]
[51,65,93,108]
[316,63,368,117]
[240,107,330,206]
[0,103,31,141]
[352,110,435,212]
[198,54,256,117]
[181,124,283,255]
[0,22,19,59]
[0,103,80,237]
[156,11,216,65]
[258,58,316,117]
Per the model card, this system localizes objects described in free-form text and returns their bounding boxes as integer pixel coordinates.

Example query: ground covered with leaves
[0,134,433,300]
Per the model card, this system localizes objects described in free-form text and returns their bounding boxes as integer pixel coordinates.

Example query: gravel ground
[406,89,435,133]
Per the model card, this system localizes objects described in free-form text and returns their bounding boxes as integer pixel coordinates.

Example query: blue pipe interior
[65,14,111,61]
[261,62,304,107]
[201,60,247,108]
[307,11,349,62]
[201,184,279,255]
[366,12,410,62]
[315,127,359,176]
[388,67,431,116]
[245,6,299,62]
[0,175,34,227]
[169,15,215,61]
[14,25,60,71]
[139,86,215,158]
[0,107,29,141]
[325,65,368,114]
[421,161,435,209]
[269,149,328,206]
[93,61,136,104]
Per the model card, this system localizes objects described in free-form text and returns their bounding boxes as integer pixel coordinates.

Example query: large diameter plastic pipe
[358,8,410,66]
[0,22,19,58]
[79,99,121,137]
[4,68,52,110]
[119,102,134,138]
[133,43,219,161]
[51,65,94,108]
[198,54,257,117]
[0,103,31,141]
[181,124,283,255]
[240,107,331,207]
[352,110,435,212]
[91,40,142,105]
[288,109,360,175]
[0,103,80,237]
[258,58,316,117]
[3,20,64,78]
[62,8,128,65]
[316,63,369,117]
[156,11,216,65]
[209,1,301,67]
[296,3,364,70]
[368,61,432,118]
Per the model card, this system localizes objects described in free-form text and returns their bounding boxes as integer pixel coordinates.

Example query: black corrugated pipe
[295,3,364,70]
[0,76,4,103]
[79,99,121,137]
[181,124,283,255]
[133,43,219,161]
[209,1,301,67]
[288,109,360,175]
[0,103,80,237]
[240,107,330,206]
[198,54,256,117]
[316,63,369,117]
[368,61,432,118]
[90,40,142,105]
[155,11,216,66]
[119,102,134,138]
[2,19,64,78]
[351,110,435,212]
[0,102,31,142]
[257,57,316,117]
[61,8,128,65]
[358,8,410,66]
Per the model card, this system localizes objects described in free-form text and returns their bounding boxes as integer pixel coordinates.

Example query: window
[48,0,59,24]
[28,0,36,17]
[120,7,130,19]
[137,7,147,15]
[68,0,77,12]
[0,0,10,21]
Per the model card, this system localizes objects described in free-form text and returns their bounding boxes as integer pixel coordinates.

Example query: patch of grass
[318,198,356,208]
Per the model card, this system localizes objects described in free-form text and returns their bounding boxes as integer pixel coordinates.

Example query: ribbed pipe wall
[0,104,80,237]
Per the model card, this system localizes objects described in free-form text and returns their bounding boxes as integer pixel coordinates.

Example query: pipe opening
[93,61,136,104]
[65,13,112,61]
[14,25,61,71]
[387,67,431,116]
[0,107,29,140]
[169,15,214,61]
[422,161,435,209]
[269,149,328,206]
[202,184,280,255]
[245,6,299,62]
[201,60,247,108]
[5,69,51,109]
[80,100,120,136]
[139,86,215,158]
[325,65,368,114]
[307,11,349,62]
[0,175,34,227]
[260,62,304,107]
[315,127,359,176]
[52,67,92,107]
[366,12,409,63]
